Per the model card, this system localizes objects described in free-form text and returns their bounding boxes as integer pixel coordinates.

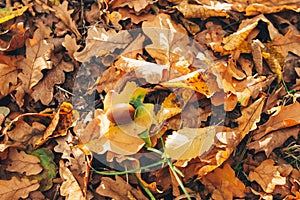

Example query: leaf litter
[0,0,300,199]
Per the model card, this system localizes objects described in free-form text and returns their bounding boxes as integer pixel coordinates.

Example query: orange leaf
[202,163,246,200]
[249,159,286,193]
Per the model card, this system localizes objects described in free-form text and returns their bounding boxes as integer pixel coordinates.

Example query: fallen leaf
[53,1,81,38]
[142,13,192,72]
[253,101,300,140]
[59,160,85,200]
[165,126,221,160]
[0,22,27,51]
[269,30,300,58]
[175,1,230,20]
[34,102,75,148]
[201,163,246,200]
[0,176,39,199]
[29,148,57,191]
[31,53,74,105]
[0,5,28,24]
[249,159,286,193]
[0,55,22,98]
[15,39,54,107]
[247,127,299,157]
[6,148,42,176]
[114,56,167,84]
[62,34,81,61]
[74,25,133,63]
[96,176,148,200]
[109,0,156,12]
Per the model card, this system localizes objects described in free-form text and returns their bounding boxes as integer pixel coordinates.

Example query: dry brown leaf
[6,148,42,176]
[225,0,300,15]
[0,22,27,51]
[31,53,74,105]
[74,25,133,63]
[175,1,230,20]
[109,0,156,12]
[96,176,148,200]
[247,127,299,157]
[0,176,39,199]
[253,101,300,140]
[62,34,81,61]
[249,159,286,193]
[1,119,46,151]
[202,163,246,200]
[269,30,300,58]
[114,56,167,84]
[15,39,54,107]
[142,13,192,72]
[117,7,155,24]
[59,160,85,200]
[0,55,23,98]
[34,102,74,148]
[222,14,280,52]
[53,1,81,39]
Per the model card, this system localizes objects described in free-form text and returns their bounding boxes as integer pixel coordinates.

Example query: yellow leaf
[0,5,28,24]
[165,126,220,160]
[175,2,230,20]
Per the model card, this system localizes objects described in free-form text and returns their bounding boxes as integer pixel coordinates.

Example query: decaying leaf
[249,159,286,193]
[0,176,39,199]
[96,176,148,200]
[202,163,246,200]
[0,5,28,24]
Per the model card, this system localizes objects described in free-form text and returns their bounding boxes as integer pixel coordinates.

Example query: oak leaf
[0,55,22,98]
[53,1,81,39]
[249,159,286,193]
[6,148,42,176]
[142,13,193,72]
[96,176,148,200]
[109,0,156,12]
[74,25,133,63]
[59,160,85,200]
[31,53,74,105]
[201,163,246,200]
[0,176,39,199]
[175,1,230,20]
[117,7,156,24]
[15,39,54,107]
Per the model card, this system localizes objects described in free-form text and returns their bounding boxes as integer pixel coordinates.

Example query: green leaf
[29,148,57,191]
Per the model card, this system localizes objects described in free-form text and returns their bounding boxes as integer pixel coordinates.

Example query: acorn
[106,103,135,125]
